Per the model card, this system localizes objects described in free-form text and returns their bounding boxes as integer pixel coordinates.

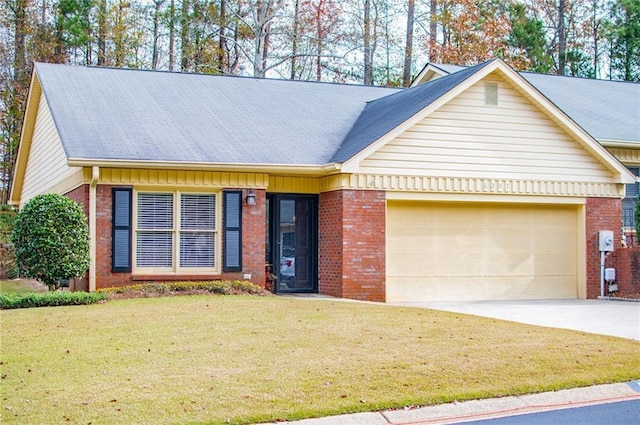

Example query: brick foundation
[319,190,386,302]
[585,198,622,298]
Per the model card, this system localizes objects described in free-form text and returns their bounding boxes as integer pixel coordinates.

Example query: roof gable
[411,62,640,146]
[343,60,634,184]
[359,72,615,183]
[332,61,492,163]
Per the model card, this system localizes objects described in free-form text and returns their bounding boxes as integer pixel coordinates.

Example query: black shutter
[223,191,242,272]
[112,188,132,272]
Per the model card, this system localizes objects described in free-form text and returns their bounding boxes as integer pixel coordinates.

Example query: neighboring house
[414,63,640,240]
[10,59,637,302]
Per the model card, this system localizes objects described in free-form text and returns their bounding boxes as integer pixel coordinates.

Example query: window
[135,192,218,272]
[623,167,639,230]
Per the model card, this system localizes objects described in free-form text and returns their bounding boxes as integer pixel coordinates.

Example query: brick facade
[608,247,640,297]
[585,198,622,298]
[66,184,266,290]
[319,190,386,302]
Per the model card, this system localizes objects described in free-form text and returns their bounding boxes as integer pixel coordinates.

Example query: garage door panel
[387,275,577,302]
[386,202,579,302]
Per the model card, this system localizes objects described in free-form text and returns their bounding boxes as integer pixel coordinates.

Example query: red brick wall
[64,185,90,291]
[227,188,266,286]
[585,198,622,298]
[69,185,266,290]
[319,190,386,302]
[608,247,640,297]
[319,191,344,298]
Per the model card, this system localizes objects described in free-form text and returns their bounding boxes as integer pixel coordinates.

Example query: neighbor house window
[622,167,639,230]
[135,191,218,272]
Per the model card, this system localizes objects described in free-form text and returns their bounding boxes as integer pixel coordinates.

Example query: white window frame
[133,189,221,274]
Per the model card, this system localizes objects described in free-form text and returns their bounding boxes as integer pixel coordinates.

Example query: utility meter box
[604,268,616,282]
[599,230,614,252]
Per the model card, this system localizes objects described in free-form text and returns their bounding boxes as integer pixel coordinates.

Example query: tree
[12,194,90,291]
[608,0,640,81]
[428,0,512,66]
[507,2,554,72]
[402,0,415,86]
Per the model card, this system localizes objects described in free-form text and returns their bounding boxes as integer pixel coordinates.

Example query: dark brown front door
[268,194,318,293]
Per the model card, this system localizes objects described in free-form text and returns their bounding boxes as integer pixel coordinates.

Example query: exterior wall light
[246,188,256,205]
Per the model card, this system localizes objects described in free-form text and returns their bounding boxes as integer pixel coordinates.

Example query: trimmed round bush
[12,194,90,291]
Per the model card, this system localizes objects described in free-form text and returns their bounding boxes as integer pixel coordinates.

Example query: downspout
[89,166,99,292]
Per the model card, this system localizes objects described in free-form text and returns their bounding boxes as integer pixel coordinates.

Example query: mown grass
[1,296,639,425]
[0,280,46,295]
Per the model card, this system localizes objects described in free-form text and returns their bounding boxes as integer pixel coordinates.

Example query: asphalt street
[463,399,640,425]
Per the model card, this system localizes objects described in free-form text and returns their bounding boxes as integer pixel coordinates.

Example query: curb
[259,381,640,425]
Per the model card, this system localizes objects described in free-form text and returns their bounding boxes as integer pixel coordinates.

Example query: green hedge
[0,291,108,309]
[99,280,266,296]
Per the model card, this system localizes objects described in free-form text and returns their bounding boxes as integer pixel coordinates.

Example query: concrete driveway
[390,299,640,340]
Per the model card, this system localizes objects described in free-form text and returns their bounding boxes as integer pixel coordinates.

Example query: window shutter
[112,188,132,272]
[223,191,242,272]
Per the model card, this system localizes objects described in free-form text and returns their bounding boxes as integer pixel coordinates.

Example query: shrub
[12,194,90,290]
[0,291,107,309]
[99,280,267,297]
[0,205,18,279]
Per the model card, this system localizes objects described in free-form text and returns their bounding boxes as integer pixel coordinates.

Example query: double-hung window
[135,191,218,272]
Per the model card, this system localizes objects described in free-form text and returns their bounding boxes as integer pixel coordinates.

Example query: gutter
[67,158,342,176]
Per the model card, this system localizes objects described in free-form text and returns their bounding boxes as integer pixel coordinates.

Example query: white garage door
[386,201,579,302]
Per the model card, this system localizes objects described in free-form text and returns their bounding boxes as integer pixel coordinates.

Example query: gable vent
[484,82,498,106]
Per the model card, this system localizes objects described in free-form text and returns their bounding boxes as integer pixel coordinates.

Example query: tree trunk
[402,0,415,87]
[316,1,323,81]
[13,0,28,84]
[429,0,437,61]
[291,0,299,79]
[152,0,165,70]
[219,0,227,72]
[180,0,190,72]
[169,0,175,71]
[363,0,372,85]
[97,0,107,66]
[558,0,566,75]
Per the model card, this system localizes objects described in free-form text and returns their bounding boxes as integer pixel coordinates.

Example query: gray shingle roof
[35,63,395,165]
[520,72,640,143]
[34,60,638,169]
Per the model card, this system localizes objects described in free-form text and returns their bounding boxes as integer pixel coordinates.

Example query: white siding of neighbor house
[21,93,81,203]
[359,74,613,183]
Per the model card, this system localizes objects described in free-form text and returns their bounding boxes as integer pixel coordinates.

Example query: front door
[267,194,318,293]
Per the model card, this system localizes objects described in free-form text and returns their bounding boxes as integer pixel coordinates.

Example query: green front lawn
[0,279,47,295]
[1,296,639,425]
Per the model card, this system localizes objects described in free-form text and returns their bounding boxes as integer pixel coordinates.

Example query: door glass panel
[275,197,316,292]
[278,200,296,289]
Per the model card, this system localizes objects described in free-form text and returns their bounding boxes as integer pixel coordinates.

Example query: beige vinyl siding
[386,201,580,302]
[21,93,80,202]
[360,75,612,183]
